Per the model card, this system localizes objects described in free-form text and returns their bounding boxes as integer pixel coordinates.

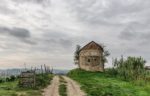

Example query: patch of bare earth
[42,76,60,96]
[63,76,86,96]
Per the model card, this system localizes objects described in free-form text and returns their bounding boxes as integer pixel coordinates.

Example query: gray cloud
[0,26,30,38]
[0,26,36,45]
[67,0,150,26]
[0,1,15,15]
[119,25,150,42]
[41,31,74,51]
[0,0,150,69]
[0,6,14,15]
[12,0,51,6]
[119,26,138,40]
[9,27,30,38]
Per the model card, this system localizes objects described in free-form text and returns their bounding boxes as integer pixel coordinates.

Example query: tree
[101,45,110,67]
[74,45,81,65]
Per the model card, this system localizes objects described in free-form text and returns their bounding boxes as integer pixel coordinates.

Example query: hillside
[68,69,150,96]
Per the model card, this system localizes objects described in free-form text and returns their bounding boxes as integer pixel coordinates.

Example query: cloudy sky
[0,0,150,69]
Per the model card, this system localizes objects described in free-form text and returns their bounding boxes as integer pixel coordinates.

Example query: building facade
[79,41,104,72]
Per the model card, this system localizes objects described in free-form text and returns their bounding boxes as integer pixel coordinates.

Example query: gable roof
[80,41,104,52]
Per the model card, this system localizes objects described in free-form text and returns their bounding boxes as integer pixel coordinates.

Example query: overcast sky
[0,0,150,69]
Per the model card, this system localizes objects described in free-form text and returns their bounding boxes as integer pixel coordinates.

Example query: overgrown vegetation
[59,76,67,96]
[0,73,53,96]
[0,80,42,96]
[35,73,53,89]
[0,75,17,83]
[101,45,110,64]
[68,69,150,96]
[107,56,149,83]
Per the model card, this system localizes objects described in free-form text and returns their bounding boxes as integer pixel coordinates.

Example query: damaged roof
[80,41,104,52]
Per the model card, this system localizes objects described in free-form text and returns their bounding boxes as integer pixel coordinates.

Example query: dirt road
[42,76,60,96]
[42,76,86,96]
[63,76,86,96]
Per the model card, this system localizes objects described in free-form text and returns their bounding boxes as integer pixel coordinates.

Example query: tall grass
[111,56,148,83]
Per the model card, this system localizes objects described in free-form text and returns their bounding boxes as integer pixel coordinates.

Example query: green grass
[68,69,150,96]
[0,80,42,96]
[59,76,67,96]
[59,84,67,96]
[0,74,53,96]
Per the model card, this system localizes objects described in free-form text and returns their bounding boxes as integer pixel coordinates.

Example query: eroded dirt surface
[63,76,86,96]
[42,76,60,96]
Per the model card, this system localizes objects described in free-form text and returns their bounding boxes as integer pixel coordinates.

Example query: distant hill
[0,68,69,77]
[53,69,69,75]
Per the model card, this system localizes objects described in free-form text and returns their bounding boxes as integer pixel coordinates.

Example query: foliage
[112,56,147,81]
[74,45,81,64]
[105,68,118,77]
[10,75,16,81]
[35,73,53,88]
[0,80,42,96]
[68,69,150,96]
[0,78,5,83]
[5,75,16,82]
[0,73,53,96]
[100,45,110,67]
[102,50,110,64]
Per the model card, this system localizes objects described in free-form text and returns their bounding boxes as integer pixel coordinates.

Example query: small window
[94,59,97,61]
[88,59,90,62]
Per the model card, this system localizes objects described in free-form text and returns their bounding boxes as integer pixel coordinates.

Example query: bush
[35,74,53,88]
[113,56,147,81]
[10,75,16,81]
[5,75,16,82]
[105,68,118,77]
[0,79,4,83]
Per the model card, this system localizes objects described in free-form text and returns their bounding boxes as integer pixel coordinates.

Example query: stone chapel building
[78,41,104,72]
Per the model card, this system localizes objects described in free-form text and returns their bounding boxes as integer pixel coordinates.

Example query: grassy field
[0,80,42,96]
[68,69,150,96]
[0,74,53,96]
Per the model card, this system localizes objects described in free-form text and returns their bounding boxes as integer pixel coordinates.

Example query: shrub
[105,68,118,77]
[113,56,147,81]
[10,75,16,81]
[35,74,53,88]
[0,79,4,83]
[5,75,16,82]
